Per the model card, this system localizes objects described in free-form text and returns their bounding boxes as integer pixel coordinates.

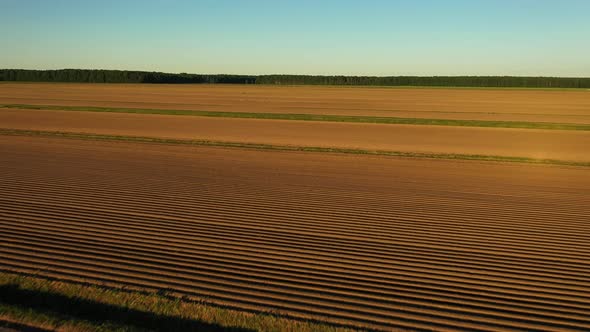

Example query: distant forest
[2,69,590,88]
[0,69,256,84]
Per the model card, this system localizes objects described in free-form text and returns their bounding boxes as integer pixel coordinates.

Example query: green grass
[2,103,589,131]
[2,128,588,168]
[0,271,356,332]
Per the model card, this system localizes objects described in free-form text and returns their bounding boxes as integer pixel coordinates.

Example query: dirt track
[1,83,590,123]
[1,136,589,331]
[2,108,590,162]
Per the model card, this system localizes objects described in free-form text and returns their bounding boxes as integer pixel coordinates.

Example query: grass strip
[2,128,588,168]
[2,103,589,131]
[0,271,354,332]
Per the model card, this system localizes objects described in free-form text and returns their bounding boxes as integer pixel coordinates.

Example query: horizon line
[2,68,590,79]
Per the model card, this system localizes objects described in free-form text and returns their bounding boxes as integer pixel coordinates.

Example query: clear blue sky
[1,0,589,76]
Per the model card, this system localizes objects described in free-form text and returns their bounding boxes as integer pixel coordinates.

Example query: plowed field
[2,109,589,162]
[2,83,590,123]
[1,136,589,331]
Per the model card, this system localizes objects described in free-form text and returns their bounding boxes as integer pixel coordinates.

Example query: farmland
[2,83,590,123]
[1,83,590,331]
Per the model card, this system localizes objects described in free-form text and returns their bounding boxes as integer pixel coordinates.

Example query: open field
[4,104,590,131]
[1,136,590,331]
[1,83,589,330]
[1,83,590,124]
[1,108,589,163]
[4,128,589,167]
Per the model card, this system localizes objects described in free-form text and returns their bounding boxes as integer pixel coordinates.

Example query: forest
[2,69,589,88]
[0,69,256,84]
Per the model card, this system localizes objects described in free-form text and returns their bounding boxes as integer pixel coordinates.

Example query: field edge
[3,104,589,131]
[2,128,588,168]
[0,270,357,332]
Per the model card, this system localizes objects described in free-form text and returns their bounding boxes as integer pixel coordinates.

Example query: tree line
[2,69,589,88]
[255,75,590,88]
[0,69,256,84]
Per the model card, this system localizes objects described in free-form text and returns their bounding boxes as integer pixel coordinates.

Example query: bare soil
[1,108,589,162]
[1,83,590,123]
[1,84,589,330]
[1,136,589,331]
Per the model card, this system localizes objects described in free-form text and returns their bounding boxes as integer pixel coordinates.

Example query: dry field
[1,83,590,331]
[1,108,589,162]
[1,136,590,331]
[1,83,590,123]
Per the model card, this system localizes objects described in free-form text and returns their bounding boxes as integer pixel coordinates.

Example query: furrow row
[3,202,590,282]
[3,198,589,262]
[0,253,585,332]
[2,217,589,302]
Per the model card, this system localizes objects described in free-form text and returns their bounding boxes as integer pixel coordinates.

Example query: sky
[1,0,589,76]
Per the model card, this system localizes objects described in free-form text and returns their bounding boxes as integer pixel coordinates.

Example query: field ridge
[2,128,589,167]
[3,104,589,131]
[1,136,589,331]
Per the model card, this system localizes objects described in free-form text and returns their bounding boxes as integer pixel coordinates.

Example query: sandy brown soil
[1,84,589,330]
[1,108,589,162]
[1,83,590,123]
[1,136,589,331]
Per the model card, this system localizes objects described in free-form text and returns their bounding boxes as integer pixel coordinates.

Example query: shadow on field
[0,320,52,332]
[0,284,254,332]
